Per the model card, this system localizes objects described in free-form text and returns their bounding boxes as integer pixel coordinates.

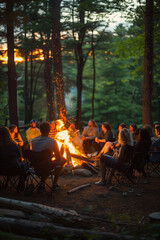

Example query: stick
[67,183,91,194]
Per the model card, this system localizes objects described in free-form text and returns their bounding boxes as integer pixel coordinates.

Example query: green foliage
[0,0,159,127]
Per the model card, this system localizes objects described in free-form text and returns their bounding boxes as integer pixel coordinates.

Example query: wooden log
[0,197,83,226]
[82,162,98,174]
[67,183,91,194]
[0,209,27,219]
[71,153,94,163]
[0,197,79,217]
[0,217,136,240]
[0,231,43,240]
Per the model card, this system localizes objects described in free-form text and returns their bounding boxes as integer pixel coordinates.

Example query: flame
[54,119,86,167]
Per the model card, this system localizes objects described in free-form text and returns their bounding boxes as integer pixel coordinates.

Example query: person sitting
[26,120,41,144]
[129,123,137,142]
[96,123,127,158]
[143,124,156,143]
[30,121,66,191]
[68,122,84,153]
[133,128,152,179]
[9,124,24,147]
[95,128,133,185]
[150,125,160,151]
[93,122,113,154]
[81,119,99,155]
[9,124,24,160]
[0,126,29,192]
[114,123,127,141]
[49,121,57,139]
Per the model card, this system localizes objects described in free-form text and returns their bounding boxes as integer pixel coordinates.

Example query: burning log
[70,153,94,163]
[65,145,72,165]
[67,183,91,194]
[82,162,98,174]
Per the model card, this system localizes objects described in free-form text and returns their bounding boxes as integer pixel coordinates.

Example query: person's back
[30,121,66,191]
[133,128,152,178]
[31,135,61,162]
[0,126,28,191]
[0,144,20,170]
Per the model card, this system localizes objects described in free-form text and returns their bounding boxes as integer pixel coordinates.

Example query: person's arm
[95,130,105,143]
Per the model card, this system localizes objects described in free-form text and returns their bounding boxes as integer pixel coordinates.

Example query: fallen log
[67,183,91,194]
[0,217,136,240]
[0,209,27,219]
[0,197,83,227]
[71,153,94,163]
[0,231,43,240]
[0,197,135,228]
[0,197,107,228]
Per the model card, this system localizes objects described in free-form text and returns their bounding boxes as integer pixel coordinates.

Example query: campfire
[52,119,95,169]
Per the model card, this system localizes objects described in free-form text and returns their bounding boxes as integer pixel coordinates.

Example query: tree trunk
[51,0,66,119]
[43,46,56,121]
[76,60,84,129]
[91,30,96,119]
[6,0,18,125]
[29,50,33,121]
[156,83,160,122]
[142,0,154,125]
[75,1,85,129]
[24,25,30,124]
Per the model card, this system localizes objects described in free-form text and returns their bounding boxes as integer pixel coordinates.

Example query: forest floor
[0,168,160,239]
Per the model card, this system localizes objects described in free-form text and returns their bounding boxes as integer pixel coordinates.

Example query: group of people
[94,122,160,185]
[0,120,67,192]
[0,118,160,192]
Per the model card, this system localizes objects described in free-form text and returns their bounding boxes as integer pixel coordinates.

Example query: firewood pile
[0,197,137,240]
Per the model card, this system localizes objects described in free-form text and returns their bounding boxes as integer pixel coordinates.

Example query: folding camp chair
[148,151,160,176]
[106,145,135,185]
[0,166,30,192]
[107,162,135,185]
[0,174,19,190]
[24,150,61,196]
[132,151,149,180]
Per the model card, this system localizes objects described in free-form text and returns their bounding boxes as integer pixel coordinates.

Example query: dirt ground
[1,169,160,231]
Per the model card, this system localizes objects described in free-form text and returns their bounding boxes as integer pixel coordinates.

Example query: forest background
[0,0,159,139]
